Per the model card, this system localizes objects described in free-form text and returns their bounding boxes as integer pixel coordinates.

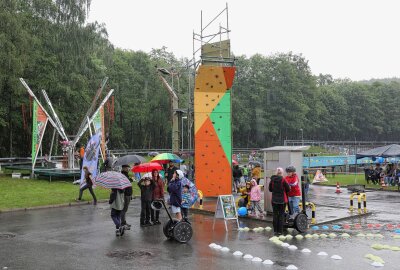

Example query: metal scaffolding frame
[20,78,113,170]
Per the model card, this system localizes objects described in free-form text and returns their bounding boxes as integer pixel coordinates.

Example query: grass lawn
[0,177,140,211]
[316,174,400,191]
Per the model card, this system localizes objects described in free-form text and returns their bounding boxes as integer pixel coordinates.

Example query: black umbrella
[114,155,146,167]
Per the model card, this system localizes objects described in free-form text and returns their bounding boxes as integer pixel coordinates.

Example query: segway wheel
[163,219,179,239]
[294,213,308,233]
[173,221,193,243]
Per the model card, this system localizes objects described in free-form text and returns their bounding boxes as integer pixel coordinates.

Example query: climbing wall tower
[194,66,235,196]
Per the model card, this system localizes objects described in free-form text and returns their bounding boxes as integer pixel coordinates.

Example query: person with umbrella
[76,166,97,205]
[120,165,133,229]
[138,174,155,227]
[151,153,182,184]
[93,171,133,236]
[109,188,125,237]
[151,169,164,225]
[165,161,178,185]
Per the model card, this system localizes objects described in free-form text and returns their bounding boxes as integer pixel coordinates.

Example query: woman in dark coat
[268,167,290,235]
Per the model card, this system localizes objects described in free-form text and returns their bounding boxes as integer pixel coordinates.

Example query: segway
[151,200,193,243]
[283,177,308,233]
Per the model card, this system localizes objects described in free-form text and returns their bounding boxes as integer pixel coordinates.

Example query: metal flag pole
[41,90,69,141]
[73,89,114,146]
[20,78,64,140]
[74,77,108,143]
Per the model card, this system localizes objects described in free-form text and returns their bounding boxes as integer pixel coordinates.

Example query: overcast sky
[88,0,400,81]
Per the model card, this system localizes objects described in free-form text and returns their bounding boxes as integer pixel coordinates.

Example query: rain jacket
[109,189,125,211]
[166,165,178,183]
[152,177,164,200]
[138,179,155,202]
[167,178,182,207]
[121,170,133,197]
[285,173,301,197]
[249,179,261,201]
[268,175,290,204]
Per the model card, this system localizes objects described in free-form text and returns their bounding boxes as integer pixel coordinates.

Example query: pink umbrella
[132,162,163,173]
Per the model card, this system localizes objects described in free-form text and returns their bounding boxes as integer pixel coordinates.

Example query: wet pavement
[195,185,378,225]
[0,186,400,270]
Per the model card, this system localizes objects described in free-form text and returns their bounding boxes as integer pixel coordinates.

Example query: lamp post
[182,116,187,151]
[300,128,304,146]
[157,68,179,153]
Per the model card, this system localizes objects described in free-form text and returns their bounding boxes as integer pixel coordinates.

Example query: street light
[182,116,187,151]
[300,128,304,146]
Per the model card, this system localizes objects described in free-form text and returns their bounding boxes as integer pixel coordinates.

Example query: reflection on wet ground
[0,186,399,269]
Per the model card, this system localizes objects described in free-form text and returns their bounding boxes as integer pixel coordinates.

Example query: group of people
[76,157,304,237]
[232,164,262,192]
[237,178,265,218]
[364,163,400,186]
[77,160,193,237]
[268,166,302,235]
[236,164,304,235]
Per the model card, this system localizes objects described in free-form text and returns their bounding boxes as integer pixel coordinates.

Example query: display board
[213,195,239,231]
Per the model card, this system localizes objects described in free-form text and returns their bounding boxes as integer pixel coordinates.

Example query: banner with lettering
[31,101,48,167]
[80,133,101,187]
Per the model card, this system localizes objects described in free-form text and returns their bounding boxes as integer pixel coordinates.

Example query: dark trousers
[121,196,131,225]
[78,185,97,202]
[140,200,151,224]
[151,208,160,222]
[272,203,285,234]
[181,207,189,219]
[111,208,122,229]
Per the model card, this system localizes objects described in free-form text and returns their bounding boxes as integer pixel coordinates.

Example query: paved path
[1,186,400,269]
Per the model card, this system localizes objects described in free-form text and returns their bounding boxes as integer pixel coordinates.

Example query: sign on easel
[213,195,239,231]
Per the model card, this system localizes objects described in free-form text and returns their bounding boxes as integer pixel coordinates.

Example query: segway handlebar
[301,176,306,215]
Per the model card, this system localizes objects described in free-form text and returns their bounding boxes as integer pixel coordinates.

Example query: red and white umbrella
[94,171,132,190]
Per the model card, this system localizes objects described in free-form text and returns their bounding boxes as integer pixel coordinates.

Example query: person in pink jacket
[249,178,264,217]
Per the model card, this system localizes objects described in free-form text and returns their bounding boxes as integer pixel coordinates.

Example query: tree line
[1,0,399,157]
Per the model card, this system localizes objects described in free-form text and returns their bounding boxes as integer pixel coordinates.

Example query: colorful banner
[92,107,105,159]
[31,101,48,167]
[80,133,101,187]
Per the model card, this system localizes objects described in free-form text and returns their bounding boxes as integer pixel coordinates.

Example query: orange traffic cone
[335,182,342,193]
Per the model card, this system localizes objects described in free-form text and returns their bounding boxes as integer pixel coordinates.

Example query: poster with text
[80,133,101,187]
[31,101,48,164]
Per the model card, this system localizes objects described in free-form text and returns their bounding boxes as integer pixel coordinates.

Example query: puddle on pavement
[0,233,16,239]
[106,250,154,260]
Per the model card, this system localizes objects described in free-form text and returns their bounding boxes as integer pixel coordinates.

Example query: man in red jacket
[285,166,301,218]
